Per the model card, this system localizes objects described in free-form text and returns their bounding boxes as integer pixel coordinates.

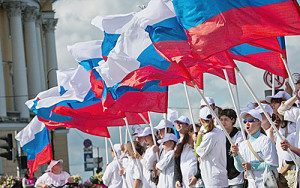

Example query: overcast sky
[53,0,300,181]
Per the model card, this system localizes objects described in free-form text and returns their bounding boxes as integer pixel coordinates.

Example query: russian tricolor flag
[15,117,52,178]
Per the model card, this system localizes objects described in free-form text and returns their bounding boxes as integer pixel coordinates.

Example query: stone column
[23,6,43,99]
[0,38,7,117]
[43,15,58,88]
[36,14,46,90]
[4,2,29,118]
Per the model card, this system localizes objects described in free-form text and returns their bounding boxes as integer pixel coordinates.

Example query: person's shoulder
[258,133,274,145]
[61,171,71,177]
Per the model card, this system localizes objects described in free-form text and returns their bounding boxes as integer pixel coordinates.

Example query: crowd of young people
[102,81,300,188]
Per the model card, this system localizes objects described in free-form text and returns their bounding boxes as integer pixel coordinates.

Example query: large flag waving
[172,0,300,59]
[15,117,52,178]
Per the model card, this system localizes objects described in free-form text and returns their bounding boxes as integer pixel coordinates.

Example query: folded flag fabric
[228,37,288,78]
[15,117,52,178]
[26,65,148,137]
[172,0,300,59]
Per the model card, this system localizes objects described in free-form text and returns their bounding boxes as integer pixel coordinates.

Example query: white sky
[53,0,300,181]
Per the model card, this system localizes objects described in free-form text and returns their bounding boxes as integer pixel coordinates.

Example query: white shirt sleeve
[35,173,48,187]
[141,147,156,171]
[263,138,279,167]
[133,160,143,180]
[284,107,300,123]
[102,162,113,186]
[196,133,215,158]
[156,150,174,171]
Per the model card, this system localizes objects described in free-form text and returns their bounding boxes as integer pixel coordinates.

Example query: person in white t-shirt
[102,144,123,188]
[153,119,175,159]
[195,107,228,188]
[155,133,178,188]
[119,141,144,188]
[134,127,157,188]
[231,109,278,188]
[35,160,73,188]
[174,124,203,188]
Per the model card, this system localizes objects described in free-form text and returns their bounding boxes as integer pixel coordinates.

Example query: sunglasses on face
[243,119,260,124]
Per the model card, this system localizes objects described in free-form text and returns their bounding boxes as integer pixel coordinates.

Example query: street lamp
[46,67,57,159]
[46,67,57,89]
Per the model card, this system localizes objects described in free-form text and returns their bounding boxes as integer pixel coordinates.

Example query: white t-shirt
[122,157,143,188]
[229,131,244,186]
[238,133,278,188]
[180,144,203,188]
[284,107,300,164]
[156,150,175,188]
[275,123,297,170]
[35,171,70,187]
[196,128,228,187]
[141,145,157,188]
[102,159,123,188]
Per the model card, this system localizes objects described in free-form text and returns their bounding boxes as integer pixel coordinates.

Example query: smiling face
[175,121,188,134]
[244,114,261,135]
[52,162,63,174]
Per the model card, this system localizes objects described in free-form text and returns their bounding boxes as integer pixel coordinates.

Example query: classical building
[0,0,69,177]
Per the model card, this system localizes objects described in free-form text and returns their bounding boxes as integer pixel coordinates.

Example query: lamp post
[46,67,57,159]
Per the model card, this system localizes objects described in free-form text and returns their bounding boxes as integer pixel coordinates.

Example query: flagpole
[272,74,275,96]
[138,113,160,161]
[164,113,168,136]
[125,126,128,144]
[107,136,128,188]
[282,55,296,91]
[183,81,197,134]
[119,126,123,145]
[177,63,254,179]
[105,137,109,165]
[223,69,247,141]
[235,66,299,167]
[124,116,143,174]
[233,82,246,139]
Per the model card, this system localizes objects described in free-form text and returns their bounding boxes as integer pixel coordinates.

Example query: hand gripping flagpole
[223,69,247,141]
[107,136,128,188]
[282,55,296,91]
[235,66,299,168]
[123,116,143,175]
[138,113,160,161]
[177,62,255,179]
[183,81,197,135]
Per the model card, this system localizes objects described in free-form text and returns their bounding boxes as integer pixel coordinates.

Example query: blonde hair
[126,141,145,159]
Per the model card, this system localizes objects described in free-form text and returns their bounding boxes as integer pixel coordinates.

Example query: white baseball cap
[174,116,190,125]
[241,109,262,121]
[48,159,63,171]
[255,103,273,116]
[138,127,155,137]
[241,102,256,112]
[199,106,213,120]
[133,127,144,137]
[200,97,215,107]
[113,144,122,158]
[266,91,291,103]
[158,133,178,144]
[154,119,173,130]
